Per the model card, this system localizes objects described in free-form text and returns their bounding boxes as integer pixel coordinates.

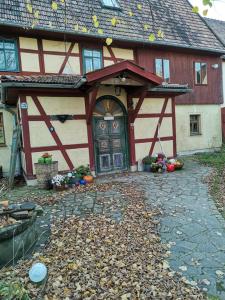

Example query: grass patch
[194,145,225,218]
[194,146,225,168]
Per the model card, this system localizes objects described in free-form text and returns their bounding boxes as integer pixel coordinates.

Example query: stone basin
[0,204,43,267]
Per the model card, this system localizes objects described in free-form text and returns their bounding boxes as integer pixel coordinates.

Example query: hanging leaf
[144,24,149,30]
[51,1,58,10]
[82,26,88,33]
[157,29,164,38]
[60,0,65,3]
[128,11,133,17]
[98,28,104,34]
[148,33,156,42]
[111,17,118,27]
[34,10,39,19]
[203,9,208,16]
[192,6,199,13]
[137,4,142,10]
[26,3,33,14]
[106,37,113,45]
[93,21,99,28]
[92,15,98,22]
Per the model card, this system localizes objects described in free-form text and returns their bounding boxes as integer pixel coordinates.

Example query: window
[101,0,120,8]
[0,39,19,72]
[0,113,5,145]
[83,49,102,74]
[194,62,207,85]
[155,58,170,82]
[190,114,201,135]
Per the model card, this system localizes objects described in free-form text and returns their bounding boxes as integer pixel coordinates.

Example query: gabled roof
[0,0,224,53]
[205,18,225,47]
[85,60,162,85]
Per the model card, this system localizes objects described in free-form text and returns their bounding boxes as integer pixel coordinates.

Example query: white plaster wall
[176,104,222,154]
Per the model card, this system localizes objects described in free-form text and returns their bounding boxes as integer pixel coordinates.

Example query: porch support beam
[86,87,99,124]
[127,94,136,169]
[172,97,177,157]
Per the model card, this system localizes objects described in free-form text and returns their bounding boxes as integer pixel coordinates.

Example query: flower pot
[44,157,52,164]
[143,164,151,172]
[79,179,87,185]
[38,157,45,164]
[167,164,175,172]
[53,184,65,191]
[83,175,93,183]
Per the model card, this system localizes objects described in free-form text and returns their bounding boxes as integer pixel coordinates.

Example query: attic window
[101,0,120,9]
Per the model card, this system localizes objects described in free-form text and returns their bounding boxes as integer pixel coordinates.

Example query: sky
[189,0,225,21]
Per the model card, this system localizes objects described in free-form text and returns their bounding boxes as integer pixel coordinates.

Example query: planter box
[34,161,58,188]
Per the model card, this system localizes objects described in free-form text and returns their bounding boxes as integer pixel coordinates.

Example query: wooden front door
[93,96,128,174]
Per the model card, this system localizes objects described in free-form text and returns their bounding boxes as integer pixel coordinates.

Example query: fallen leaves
[0,183,204,299]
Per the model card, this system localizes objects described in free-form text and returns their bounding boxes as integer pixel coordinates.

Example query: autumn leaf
[26,3,33,13]
[34,10,39,19]
[82,27,88,33]
[192,6,199,13]
[51,1,58,10]
[144,24,149,30]
[128,11,133,17]
[98,28,104,34]
[148,33,156,42]
[92,15,98,22]
[203,9,208,16]
[106,37,113,45]
[111,17,118,27]
[137,4,142,10]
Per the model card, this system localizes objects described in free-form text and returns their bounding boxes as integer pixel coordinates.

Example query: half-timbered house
[0,0,224,183]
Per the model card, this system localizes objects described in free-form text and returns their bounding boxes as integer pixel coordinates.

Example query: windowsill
[0,144,7,147]
[194,84,208,86]
[190,133,202,136]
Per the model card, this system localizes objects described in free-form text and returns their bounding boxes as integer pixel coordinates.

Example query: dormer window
[101,0,120,9]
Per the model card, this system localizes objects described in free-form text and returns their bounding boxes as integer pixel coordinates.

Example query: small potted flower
[42,153,52,164]
[142,156,156,172]
[52,174,66,191]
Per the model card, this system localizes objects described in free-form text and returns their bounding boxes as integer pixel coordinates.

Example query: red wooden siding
[136,48,223,105]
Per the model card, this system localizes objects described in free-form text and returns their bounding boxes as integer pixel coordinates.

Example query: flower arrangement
[51,174,66,187]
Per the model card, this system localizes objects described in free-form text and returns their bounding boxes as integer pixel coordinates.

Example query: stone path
[112,160,225,298]
[7,159,225,298]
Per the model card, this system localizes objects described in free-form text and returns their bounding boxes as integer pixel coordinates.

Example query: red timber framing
[86,87,99,124]
[19,95,33,178]
[85,95,95,171]
[58,42,75,74]
[32,96,75,170]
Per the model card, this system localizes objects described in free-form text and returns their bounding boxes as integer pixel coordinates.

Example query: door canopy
[85,60,163,87]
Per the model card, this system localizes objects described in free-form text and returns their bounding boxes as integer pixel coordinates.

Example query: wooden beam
[58,42,75,75]
[127,94,136,167]
[32,96,74,170]
[85,95,95,171]
[172,97,177,157]
[149,97,169,156]
[86,87,99,124]
[19,95,33,177]
[106,46,118,64]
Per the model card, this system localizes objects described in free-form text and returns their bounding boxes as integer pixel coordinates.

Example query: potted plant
[142,156,156,172]
[42,153,52,164]
[51,174,66,191]
[150,162,160,173]
[75,165,93,183]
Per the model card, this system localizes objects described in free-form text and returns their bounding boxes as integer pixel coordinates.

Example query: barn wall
[176,104,222,153]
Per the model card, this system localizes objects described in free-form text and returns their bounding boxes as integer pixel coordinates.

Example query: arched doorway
[93,95,129,174]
